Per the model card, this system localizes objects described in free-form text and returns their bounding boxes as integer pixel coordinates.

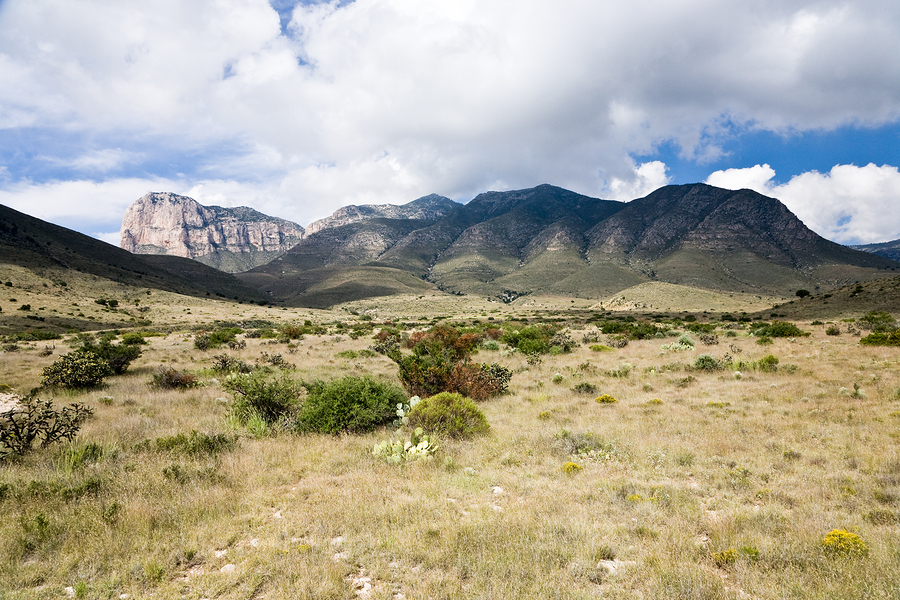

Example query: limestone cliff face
[120,192,305,273]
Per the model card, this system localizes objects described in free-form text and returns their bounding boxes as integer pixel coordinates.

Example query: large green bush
[860,329,900,346]
[752,321,809,338]
[41,352,114,388]
[224,372,304,426]
[297,375,406,434]
[79,339,142,375]
[405,392,489,440]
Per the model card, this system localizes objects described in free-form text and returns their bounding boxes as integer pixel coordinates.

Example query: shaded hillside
[853,239,900,263]
[0,204,266,302]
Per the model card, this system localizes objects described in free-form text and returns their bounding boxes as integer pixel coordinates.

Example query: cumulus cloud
[1,0,900,232]
[607,161,672,200]
[705,163,900,244]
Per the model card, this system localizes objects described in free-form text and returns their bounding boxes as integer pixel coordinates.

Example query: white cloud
[1,0,900,230]
[705,163,900,244]
[607,161,671,201]
[41,149,140,173]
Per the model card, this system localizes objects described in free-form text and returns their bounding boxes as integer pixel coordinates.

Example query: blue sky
[1,0,899,246]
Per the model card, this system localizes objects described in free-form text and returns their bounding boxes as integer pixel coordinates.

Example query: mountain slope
[0,203,266,302]
[853,239,900,262]
[238,183,897,307]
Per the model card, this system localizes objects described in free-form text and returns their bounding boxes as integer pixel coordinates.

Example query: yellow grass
[1,291,899,599]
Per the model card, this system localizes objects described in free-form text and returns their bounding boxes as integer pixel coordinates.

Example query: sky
[0,0,899,247]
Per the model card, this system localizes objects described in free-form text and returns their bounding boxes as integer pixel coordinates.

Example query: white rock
[65,587,75,598]
[220,564,236,574]
[330,536,344,547]
[272,510,283,519]
[492,486,504,495]
[332,552,349,562]
[249,538,259,548]
[214,549,227,558]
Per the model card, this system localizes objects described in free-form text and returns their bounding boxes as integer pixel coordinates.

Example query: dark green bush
[297,375,406,434]
[859,311,896,332]
[41,352,113,388]
[860,330,900,346]
[573,382,598,394]
[757,355,779,373]
[79,339,141,375]
[224,372,303,426]
[194,327,243,350]
[752,321,808,338]
[693,354,720,371]
[1,395,93,460]
[121,332,148,345]
[405,392,489,439]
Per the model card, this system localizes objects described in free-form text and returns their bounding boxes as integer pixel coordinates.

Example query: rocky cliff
[120,192,305,273]
[304,194,459,236]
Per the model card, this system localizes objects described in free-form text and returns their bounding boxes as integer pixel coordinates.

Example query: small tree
[795,289,811,298]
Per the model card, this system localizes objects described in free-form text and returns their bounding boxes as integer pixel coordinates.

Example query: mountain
[120,192,305,273]
[304,194,459,236]
[0,203,266,303]
[853,239,900,262]
[238,183,898,307]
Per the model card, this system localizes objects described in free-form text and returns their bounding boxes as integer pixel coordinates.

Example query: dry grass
[1,294,900,599]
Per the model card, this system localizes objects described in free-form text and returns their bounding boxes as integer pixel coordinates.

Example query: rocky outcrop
[304,194,459,236]
[120,192,305,273]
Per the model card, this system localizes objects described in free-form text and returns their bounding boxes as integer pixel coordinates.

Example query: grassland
[1,275,900,599]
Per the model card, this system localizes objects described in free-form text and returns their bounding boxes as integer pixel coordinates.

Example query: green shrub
[297,376,407,435]
[121,332,148,345]
[224,372,303,426]
[757,354,779,373]
[826,325,841,336]
[41,352,113,388]
[693,354,720,371]
[860,329,900,346]
[753,321,808,338]
[574,382,598,394]
[859,310,896,332]
[151,367,199,389]
[406,392,489,439]
[78,339,141,375]
[1,395,93,460]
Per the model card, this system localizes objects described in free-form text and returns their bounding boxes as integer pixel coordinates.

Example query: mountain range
[235,183,897,307]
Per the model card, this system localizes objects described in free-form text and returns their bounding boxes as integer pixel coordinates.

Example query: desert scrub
[375,325,512,399]
[594,394,617,404]
[151,366,199,389]
[573,382,598,394]
[711,548,737,568]
[224,371,304,426]
[405,392,489,439]
[693,354,721,371]
[821,529,868,557]
[1,394,93,459]
[40,351,114,388]
[752,321,809,338]
[297,375,407,434]
[78,338,142,375]
[561,461,583,475]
